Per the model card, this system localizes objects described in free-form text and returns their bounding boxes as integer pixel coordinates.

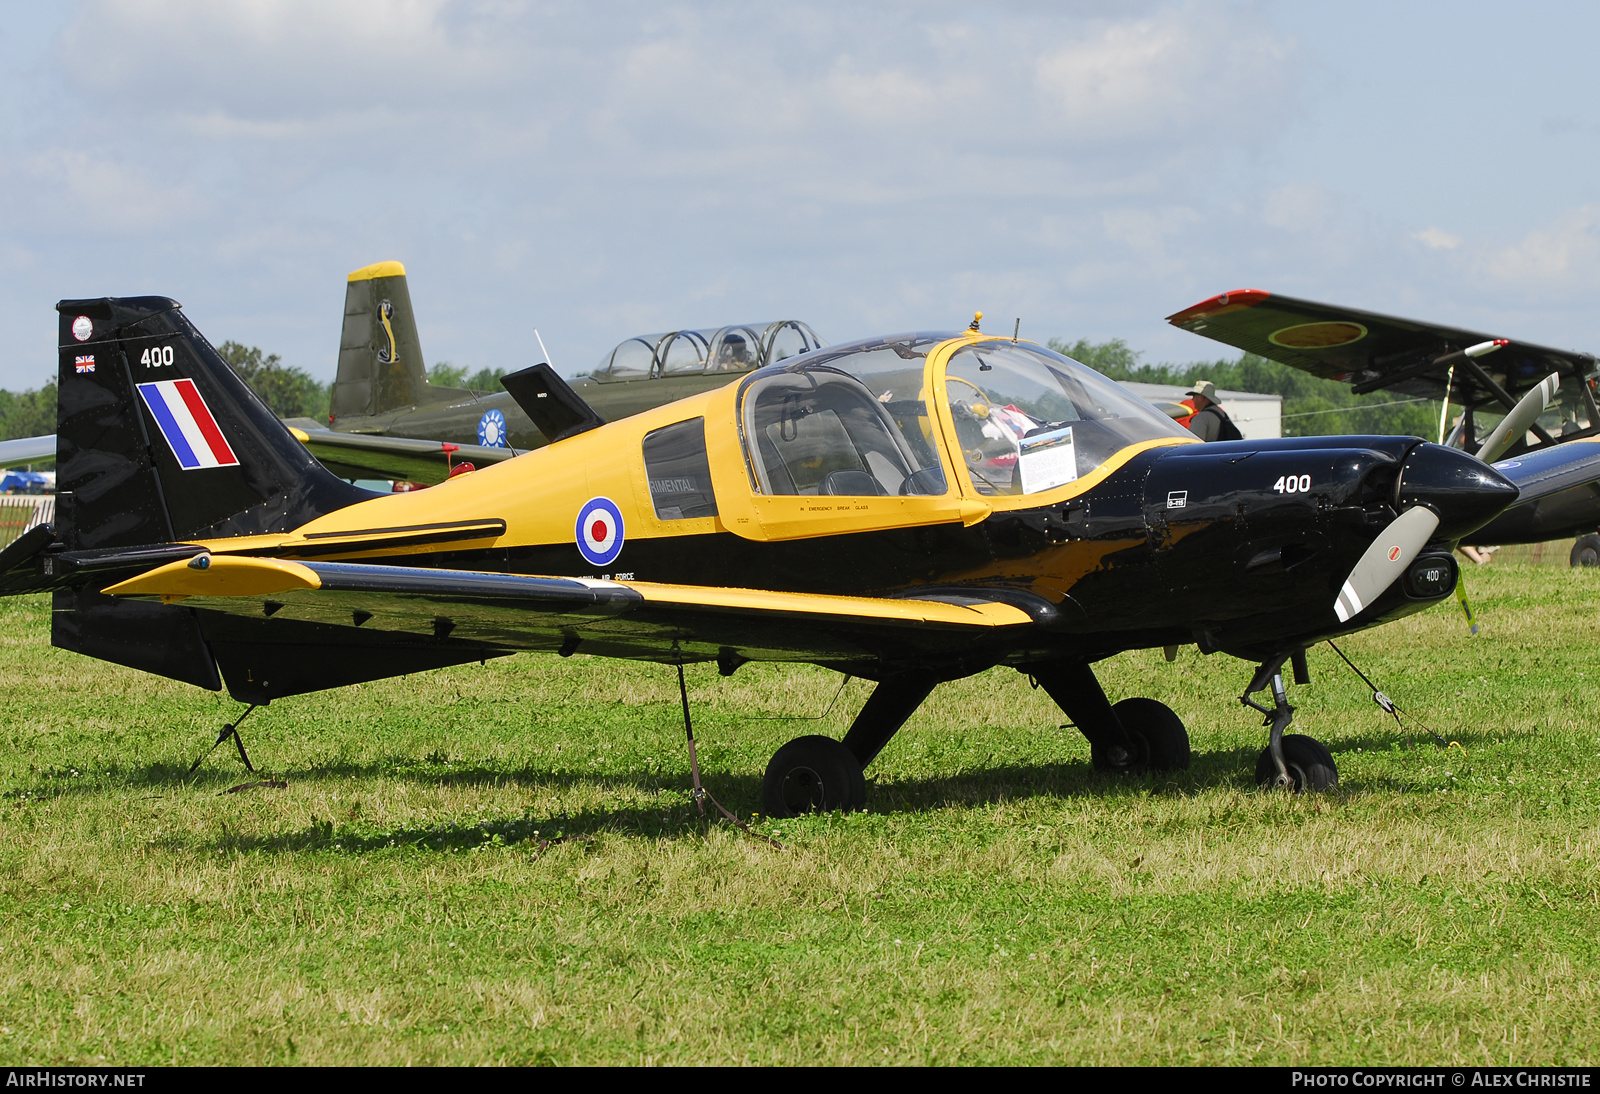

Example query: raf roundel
[71,316,93,342]
[576,497,625,567]
[477,408,507,448]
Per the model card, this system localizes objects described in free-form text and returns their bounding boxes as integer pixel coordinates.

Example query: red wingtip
[1166,289,1271,325]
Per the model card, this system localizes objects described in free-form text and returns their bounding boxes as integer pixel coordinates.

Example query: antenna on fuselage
[534,328,555,370]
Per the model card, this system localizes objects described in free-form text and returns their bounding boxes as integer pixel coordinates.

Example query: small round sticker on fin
[71,316,93,342]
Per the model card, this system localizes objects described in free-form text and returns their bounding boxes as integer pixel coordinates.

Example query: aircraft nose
[1395,442,1520,541]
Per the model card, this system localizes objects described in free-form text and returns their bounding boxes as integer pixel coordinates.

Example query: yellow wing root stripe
[347,260,406,282]
[105,556,323,599]
[625,581,1033,627]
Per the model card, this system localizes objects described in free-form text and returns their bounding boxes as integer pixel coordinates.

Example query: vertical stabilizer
[55,297,371,550]
[331,260,456,419]
[53,295,375,691]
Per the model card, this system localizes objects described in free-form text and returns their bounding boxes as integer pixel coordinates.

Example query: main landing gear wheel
[1255,734,1338,793]
[761,735,867,818]
[1110,697,1192,772]
[1572,534,1600,567]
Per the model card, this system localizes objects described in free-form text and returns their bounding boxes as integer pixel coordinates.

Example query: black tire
[1111,697,1192,772]
[1571,534,1600,568]
[761,735,866,818]
[1255,734,1338,792]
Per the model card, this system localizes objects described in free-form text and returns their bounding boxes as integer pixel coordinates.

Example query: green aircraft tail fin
[330,261,457,421]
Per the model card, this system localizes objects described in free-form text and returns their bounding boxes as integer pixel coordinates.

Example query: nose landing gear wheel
[761,735,867,818]
[1255,733,1338,792]
[1110,697,1192,772]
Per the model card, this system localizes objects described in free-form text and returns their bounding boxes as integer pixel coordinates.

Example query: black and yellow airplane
[1167,289,1600,550]
[4,295,1584,816]
[296,260,826,484]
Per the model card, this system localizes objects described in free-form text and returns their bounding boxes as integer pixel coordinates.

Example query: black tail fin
[51,296,374,694]
[55,295,370,551]
[329,260,464,420]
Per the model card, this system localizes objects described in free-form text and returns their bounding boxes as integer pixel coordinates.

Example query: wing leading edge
[105,557,1045,669]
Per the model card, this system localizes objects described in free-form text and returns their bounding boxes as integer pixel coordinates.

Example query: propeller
[1334,505,1441,623]
[1475,373,1560,464]
[1444,371,1559,635]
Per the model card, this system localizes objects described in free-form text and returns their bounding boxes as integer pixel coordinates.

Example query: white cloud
[1480,206,1600,287]
[1412,227,1462,250]
[1033,8,1298,143]
[3,149,197,232]
[0,2,1315,388]
[1261,183,1337,232]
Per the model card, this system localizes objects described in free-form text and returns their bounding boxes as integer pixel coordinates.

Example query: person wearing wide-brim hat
[1184,379,1240,442]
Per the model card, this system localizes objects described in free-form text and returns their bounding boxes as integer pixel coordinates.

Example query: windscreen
[943,342,1192,495]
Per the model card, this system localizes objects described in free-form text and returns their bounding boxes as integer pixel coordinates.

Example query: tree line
[0,337,1440,445]
[0,346,508,451]
[1047,338,1440,438]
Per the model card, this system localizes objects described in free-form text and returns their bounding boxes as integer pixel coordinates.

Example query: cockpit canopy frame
[732,331,1193,504]
[591,320,826,382]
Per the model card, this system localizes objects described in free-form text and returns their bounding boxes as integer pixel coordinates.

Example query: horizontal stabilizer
[499,362,605,443]
[283,419,515,484]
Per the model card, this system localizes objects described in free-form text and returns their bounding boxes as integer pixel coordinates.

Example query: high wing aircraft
[6,296,1585,816]
[1166,289,1600,548]
[305,260,827,483]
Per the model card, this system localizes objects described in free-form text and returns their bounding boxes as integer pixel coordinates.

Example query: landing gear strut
[1241,653,1338,792]
[759,670,938,819]
[1031,660,1191,774]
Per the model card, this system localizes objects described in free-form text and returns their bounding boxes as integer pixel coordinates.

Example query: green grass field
[1,561,1597,1066]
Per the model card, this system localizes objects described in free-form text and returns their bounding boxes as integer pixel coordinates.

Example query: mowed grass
[1,561,1598,1066]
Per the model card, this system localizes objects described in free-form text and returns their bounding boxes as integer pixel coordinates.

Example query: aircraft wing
[0,435,55,469]
[104,557,1048,669]
[1166,290,1597,402]
[280,420,517,484]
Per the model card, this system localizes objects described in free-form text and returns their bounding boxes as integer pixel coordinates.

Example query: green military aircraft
[289,261,826,484]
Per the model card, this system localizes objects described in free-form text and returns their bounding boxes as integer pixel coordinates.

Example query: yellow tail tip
[347,260,406,282]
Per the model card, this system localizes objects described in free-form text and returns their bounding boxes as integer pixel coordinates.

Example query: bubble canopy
[736,334,1191,497]
[591,320,825,382]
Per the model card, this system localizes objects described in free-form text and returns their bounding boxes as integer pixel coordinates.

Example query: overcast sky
[2,1,1599,390]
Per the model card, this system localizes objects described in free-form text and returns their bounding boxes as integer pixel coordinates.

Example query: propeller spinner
[1333,442,1520,623]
